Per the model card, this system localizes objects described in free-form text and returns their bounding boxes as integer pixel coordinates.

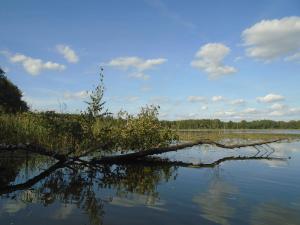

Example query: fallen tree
[92,138,284,163]
[0,138,284,164]
[0,138,290,196]
[0,153,288,196]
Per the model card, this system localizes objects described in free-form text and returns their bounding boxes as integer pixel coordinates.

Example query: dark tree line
[161,119,300,129]
[0,67,29,113]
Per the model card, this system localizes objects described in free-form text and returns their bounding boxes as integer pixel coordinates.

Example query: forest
[162,119,300,130]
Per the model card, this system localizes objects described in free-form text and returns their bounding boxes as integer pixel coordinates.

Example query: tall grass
[0,106,178,154]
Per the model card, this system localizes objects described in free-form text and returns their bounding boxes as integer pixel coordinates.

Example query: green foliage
[84,68,109,119]
[162,119,300,129]
[0,67,176,154]
[0,67,29,113]
[0,112,85,152]
[114,105,178,152]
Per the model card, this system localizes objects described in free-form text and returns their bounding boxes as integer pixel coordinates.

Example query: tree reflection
[0,155,178,225]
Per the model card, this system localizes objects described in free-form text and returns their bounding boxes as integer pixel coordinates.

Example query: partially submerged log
[92,139,283,163]
[0,154,288,196]
[0,160,67,195]
[122,155,287,168]
[0,138,289,195]
[0,138,284,164]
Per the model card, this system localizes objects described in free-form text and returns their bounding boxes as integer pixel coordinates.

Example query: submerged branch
[145,156,288,168]
[0,154,288,196]
[0,139,284,164]
[0,160,67,195]
[92,139,284,163]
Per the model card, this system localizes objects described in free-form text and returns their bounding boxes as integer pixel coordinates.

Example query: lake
[1,140,300,225]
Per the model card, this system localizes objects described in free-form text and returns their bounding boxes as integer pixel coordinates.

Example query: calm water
[1,141,300,225]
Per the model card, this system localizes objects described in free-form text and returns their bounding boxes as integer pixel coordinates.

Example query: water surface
[1,141,300,225]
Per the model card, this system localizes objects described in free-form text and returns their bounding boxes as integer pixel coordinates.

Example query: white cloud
[243,107,259,114]
[56,45,79,63]
[149,96,169,105]
[63,91,89,100]
[191,43,237,79]
[187,96,206,102]
[5,52,65,75]
[242,16,300,61]
[257,93,285,103]
[269,104,300,117]
[107,56,167,80]
[125,96,139,102]
[201,105,208,110]
[214,110,237,117]
[212,95,225,102]
[270,103,286,110]
[230,99,246,105]
[128,72,149,80]
[285,52,300,63]
[140,85,152,92]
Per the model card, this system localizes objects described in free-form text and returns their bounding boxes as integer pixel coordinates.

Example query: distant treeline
[161,119,300,129]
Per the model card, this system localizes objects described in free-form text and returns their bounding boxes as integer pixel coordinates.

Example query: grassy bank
[177,130,300,142]
[0,107,177,155]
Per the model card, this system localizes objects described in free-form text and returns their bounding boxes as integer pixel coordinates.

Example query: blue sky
[1,0,300,120]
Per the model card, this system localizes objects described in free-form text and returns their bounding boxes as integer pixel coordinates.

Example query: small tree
[80,67,111,147]
[0,67,29,113]
[85,67,110,119]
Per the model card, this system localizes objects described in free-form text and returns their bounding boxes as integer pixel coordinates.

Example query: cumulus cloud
[191,43,237,79]
[214,107,262,120]
[107,56,167,80]
[257,93,285,103]
[230,99,246,105]
[187,96,206,102]
[128,72,149,80]
[56,45,79,63]
[270,103,287,110]
[212,95,225,102]
[242,16,300,61]
[270,107,300,117]
[201,105,208,110]
[243,107,259,114]
[2,51,65,75]
[63,91,89,100]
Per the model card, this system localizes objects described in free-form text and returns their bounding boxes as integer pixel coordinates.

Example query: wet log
[0,160,66,195]
[92,139,283,163]
[0,139,284,164]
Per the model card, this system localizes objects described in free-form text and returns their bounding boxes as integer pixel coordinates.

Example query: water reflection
[0,141,300,225]
[193,171,238,225]
[251,202,300,225]
[0,153,178,225]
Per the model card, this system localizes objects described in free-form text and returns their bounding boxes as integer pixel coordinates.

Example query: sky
[1,0,300,121]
